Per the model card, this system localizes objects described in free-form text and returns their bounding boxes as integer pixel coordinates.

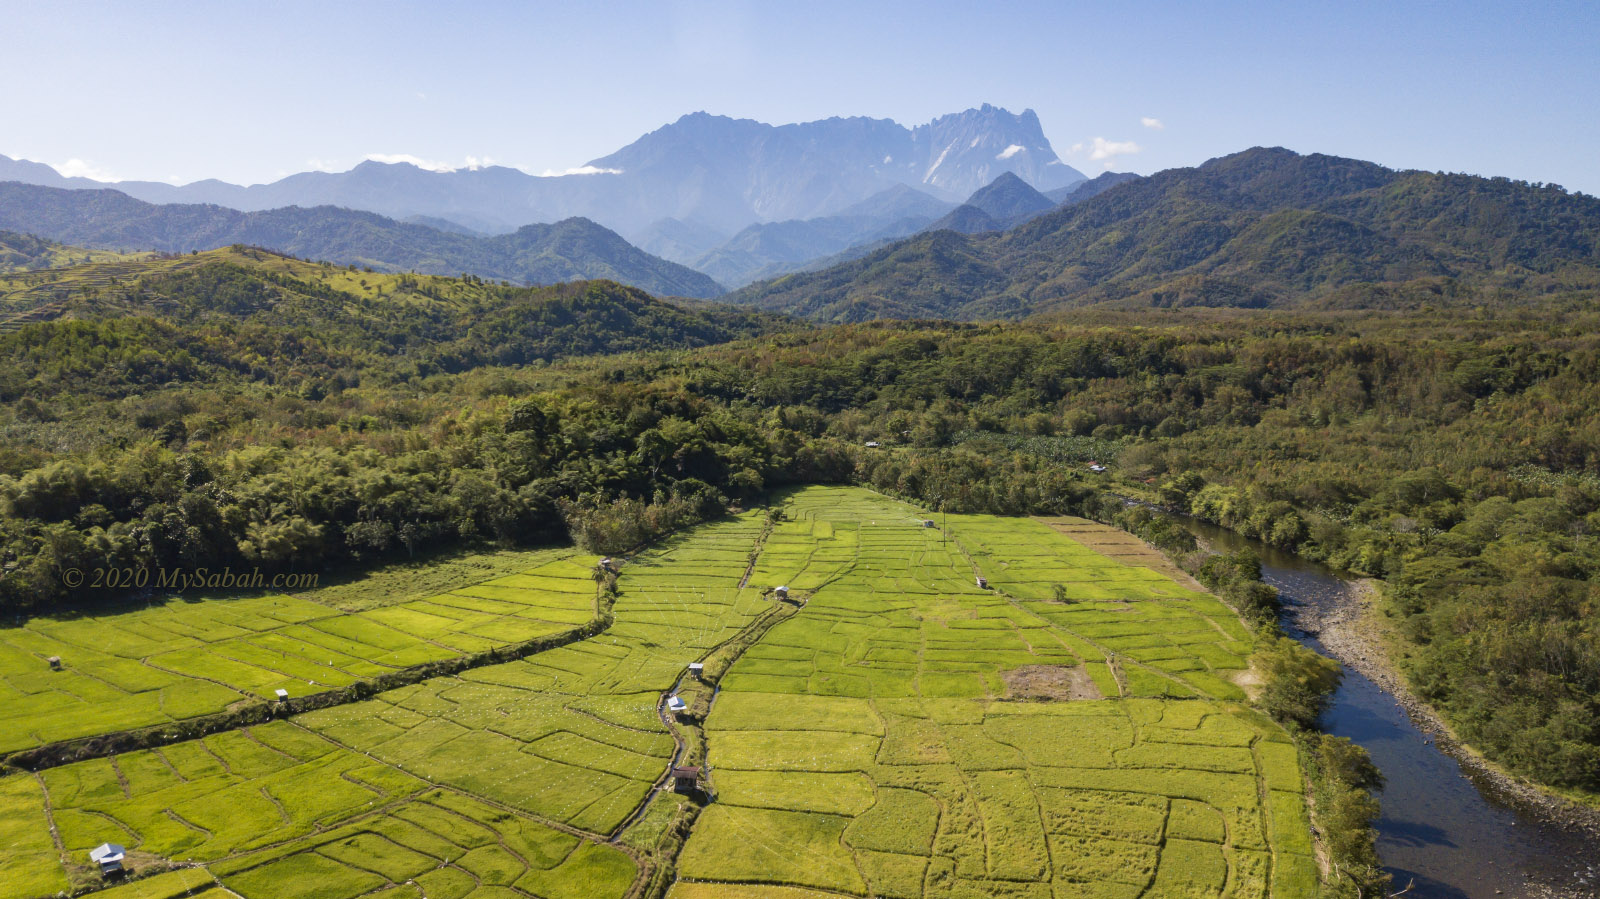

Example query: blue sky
[3,0,1597,193]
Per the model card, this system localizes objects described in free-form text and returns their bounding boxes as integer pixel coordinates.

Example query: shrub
[1254,634,1342,728]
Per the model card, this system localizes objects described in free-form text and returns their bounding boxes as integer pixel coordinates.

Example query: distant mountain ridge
[0,105,1085,238]
[726,147,1600,321]
[0,182,724,298]
[685,184,956,288]
[925,172,1056,234]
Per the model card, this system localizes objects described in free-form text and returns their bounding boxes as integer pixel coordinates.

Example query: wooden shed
[687,662,705,679]
[672,766,701,793]
[47,656,61,671]
[976,576,989,589]
[773,585,789,600]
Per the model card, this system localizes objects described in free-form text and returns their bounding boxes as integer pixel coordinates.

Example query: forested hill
[729,147,1600,321]
[0,247,784,403]
[0,183,726,298]
[0,230,150,272]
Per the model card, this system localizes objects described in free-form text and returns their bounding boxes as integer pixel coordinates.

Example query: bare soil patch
[1036,517,1207,590]
[1003,665,1102,701]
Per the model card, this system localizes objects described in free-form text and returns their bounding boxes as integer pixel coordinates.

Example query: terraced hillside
[0,487,1319,898]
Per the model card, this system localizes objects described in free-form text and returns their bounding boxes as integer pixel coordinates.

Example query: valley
[2,32,1598,894]
[0,486,1319,899]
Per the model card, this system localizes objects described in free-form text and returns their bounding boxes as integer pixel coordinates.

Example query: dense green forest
[1,244,1597,802]
[730,147,1600,321]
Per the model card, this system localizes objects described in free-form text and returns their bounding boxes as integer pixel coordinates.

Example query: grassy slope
[0,246,785,390]
[0,230,151,274]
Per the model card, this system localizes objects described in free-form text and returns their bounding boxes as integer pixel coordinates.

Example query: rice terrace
[0,486,1315,898]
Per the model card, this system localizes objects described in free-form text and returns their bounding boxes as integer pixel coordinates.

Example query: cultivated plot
[297,513,774,836]
[0,490,1320,899]
[675,486,1316,898]
[0,555,598,754]
[952,514,1254,700]
[3,717,637,899]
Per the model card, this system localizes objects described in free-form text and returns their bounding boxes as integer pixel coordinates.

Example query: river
[1176,517,1598,899]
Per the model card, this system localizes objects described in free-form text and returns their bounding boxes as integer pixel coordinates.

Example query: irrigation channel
[1168,515,1598,898]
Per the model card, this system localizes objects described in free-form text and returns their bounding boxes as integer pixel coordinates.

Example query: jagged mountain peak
[0,106,1085,238]
[910,105,1077,197]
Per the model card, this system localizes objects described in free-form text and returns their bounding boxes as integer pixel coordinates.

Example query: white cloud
[308,154,496,174]
[1141,116,1164,130]
[539,165,623,177]
[997,144,1026,160]
[1087,137,1141,160]
[54,158,120,181]
[1069,142,1084,154]
[364,153,458,172]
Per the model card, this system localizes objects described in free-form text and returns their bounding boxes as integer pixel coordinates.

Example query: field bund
[0,486,1318,898]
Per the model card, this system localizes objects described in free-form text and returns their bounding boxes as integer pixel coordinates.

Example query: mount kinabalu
[0,105,1085,240]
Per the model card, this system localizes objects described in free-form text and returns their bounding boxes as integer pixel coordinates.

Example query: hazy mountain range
[0,104,1085,241]
[0,183,724,298]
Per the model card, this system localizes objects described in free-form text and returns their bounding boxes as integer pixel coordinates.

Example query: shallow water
[1178,518,1598,898]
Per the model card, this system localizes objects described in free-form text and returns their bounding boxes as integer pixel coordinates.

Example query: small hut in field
[672,766,700,793]
[89,843,125,876]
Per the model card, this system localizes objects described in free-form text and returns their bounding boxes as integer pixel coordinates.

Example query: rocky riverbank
[1290,577,1600,844]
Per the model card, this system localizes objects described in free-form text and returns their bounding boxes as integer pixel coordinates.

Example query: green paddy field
[0,486,1319,898]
